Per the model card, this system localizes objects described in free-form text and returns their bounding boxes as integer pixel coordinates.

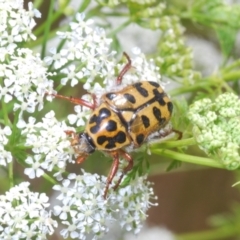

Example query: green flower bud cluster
[156,22,201,84]
[138,3,166,19]
[188,93,240,170]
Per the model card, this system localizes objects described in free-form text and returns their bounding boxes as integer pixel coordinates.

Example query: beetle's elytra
[87,81,173,151]
[50,52,181,199]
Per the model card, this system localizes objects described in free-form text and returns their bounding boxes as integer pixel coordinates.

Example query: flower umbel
[0,182,57,239]
[0,1,51,115]
[188,93,240,170]
[53,171,157,239]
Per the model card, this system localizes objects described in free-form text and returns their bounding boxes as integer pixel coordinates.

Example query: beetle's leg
[90,93,98,107]
[172,129,183,140]
[116,52,132,85]
[113,150,133,191]
[76,155,88,164]
[64,130,79,144]
[46,92,96,110]
[64,130,76,136]
[104,151,120,199]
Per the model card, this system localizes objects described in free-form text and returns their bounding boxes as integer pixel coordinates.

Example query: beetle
[50,52,181,198]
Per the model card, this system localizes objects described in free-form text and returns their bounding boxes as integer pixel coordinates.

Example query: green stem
[28,25,67,49]
[151,137,196,149]
[42,173,57,185]
[34,10,64,37]
[33,0,44,8]
[79,0,91,12]
[8,160,14,188]
[107,19,132,38]
[1,99,11,127]
[221,59,240,73]
[170,69,240,96]
[169,81,212,96]
[41,0,55,59]
[151,149,224,168]
[222,70,240,82]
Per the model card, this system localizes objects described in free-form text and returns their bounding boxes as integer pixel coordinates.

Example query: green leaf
[215,26,237,58]
[166,160,182,172]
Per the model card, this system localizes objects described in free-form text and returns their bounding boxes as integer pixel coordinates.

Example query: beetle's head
[70,132,95,163]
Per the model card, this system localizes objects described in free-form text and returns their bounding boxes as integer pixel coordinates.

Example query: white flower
[70,13,94,35]
[17,116,41,133]
[68,103,91,127]
[24,155,44,179]
[44,47,68,69]
[27,2,41,19]
[0,79,14,103]
[60,64,83,86]
[0,145,13,166]
[0,125,12,145]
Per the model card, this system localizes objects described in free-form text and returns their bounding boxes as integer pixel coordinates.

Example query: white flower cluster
[0,1,40,52]
[188,93,240,169]
[53,171,157,239]
[0,182,57,239]
[44,12,116,93]
[116,175,158,234]
[0,1,54,114]
[18,111,73,179]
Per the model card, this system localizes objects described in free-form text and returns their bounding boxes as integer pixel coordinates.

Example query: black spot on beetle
[141,115,150,128]
[90,125,100,134]
[106,120,117,132]
[167,102,173,114]
[136,133,144,145]
[149,81,160,88]
[89,108,111,134]
[105,140,116,149]
[115,131,126,144]
[134,82,148,97]
[153,106,167,125]
[106,92,116,100]
[97,131,127,149]
[123,93,136,104]
[153,106,162,122]
[88,114,98,124]
[97,135,107,145]
[99,108,111,118]
[153,89,166,106]
[89,108,111,124]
